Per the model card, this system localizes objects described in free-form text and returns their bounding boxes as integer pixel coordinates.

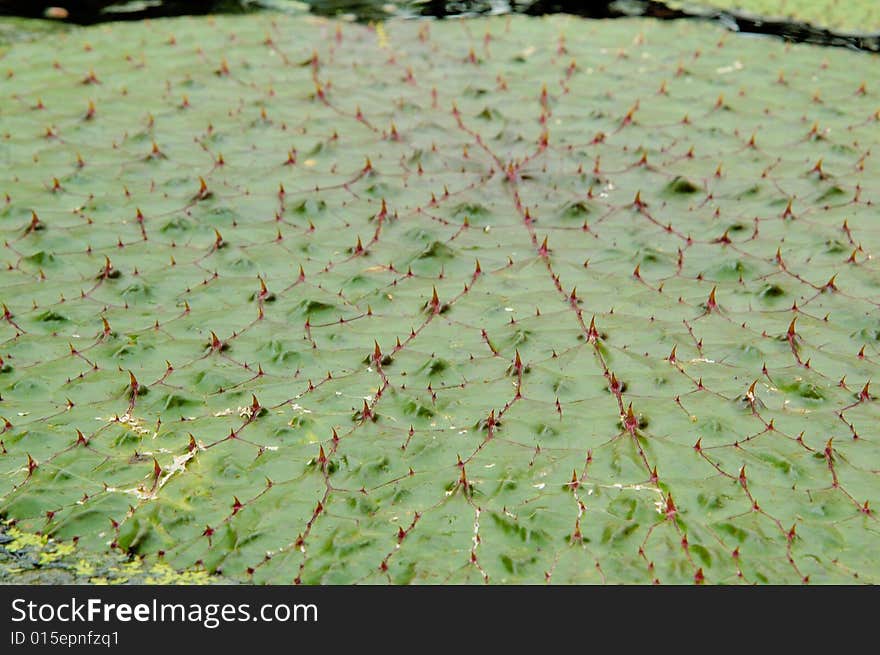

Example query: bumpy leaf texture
[0,12,878,584]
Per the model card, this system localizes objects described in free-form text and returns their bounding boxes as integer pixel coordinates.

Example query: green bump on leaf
[664,176,700,195]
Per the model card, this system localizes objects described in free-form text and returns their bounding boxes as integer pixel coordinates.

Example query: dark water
[0,0,877,52]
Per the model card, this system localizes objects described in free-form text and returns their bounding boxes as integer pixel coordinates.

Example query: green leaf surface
[0,11,878,584]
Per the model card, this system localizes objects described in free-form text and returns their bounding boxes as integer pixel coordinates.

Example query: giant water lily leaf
[0,11,878,584]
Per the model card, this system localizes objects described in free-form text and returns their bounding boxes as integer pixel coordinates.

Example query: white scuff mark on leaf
[716,60,743,74]
[119,448,199,501]
[97,412,152,436]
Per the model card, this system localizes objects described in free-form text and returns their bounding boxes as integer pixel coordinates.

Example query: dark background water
[0,1,683,23]
[0,0,877,51]
[1,0,493,22]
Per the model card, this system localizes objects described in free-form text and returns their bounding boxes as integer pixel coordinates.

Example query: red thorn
[538,236,550,257]
[744,380,759,404]
[693,437,702,452]
[824,438,834,460]
[373,340,382,364]
[859,381,872,401]
[775,248,785,267]
[624,403,637,432]
[587,316,600,343]
[610,373,621,394]
[665,494,677,518]
[258,277,269,299]
[538,129,549,149]
[706,286,718,312]
[714,229,731,244]
[232,497,243,514]
[152,458,162,479]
